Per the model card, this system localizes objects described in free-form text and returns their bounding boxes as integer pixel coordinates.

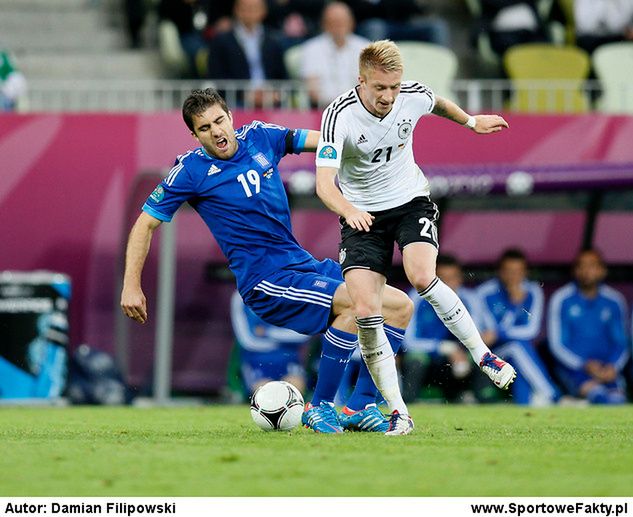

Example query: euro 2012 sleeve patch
[150,184,165,203]
[318,145,337,160]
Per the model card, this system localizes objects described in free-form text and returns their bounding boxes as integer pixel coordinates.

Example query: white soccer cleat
[479,352,516,390]
[384,410,414,436]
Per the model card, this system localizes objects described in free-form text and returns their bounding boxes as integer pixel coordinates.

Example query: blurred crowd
[3,1,633,112]
[230,247,632,407]
[151,0,633,80]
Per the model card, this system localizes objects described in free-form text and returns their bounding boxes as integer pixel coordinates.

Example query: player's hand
[344,207,375,232]
[584,360,603,380]
[598,364,617,383]
[121,285,148,324]
[472,115,509,134]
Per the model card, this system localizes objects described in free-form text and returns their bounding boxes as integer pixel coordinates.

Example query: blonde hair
[359,40,403,77]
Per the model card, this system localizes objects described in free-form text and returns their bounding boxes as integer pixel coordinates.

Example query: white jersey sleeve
[315,89,356,169]
[400,81,436,118]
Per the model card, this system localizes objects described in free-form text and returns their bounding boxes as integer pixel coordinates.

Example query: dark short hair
[497,248,527,268]
[573,248,605,269]
[182,88,229,132]
[437,253,460,269]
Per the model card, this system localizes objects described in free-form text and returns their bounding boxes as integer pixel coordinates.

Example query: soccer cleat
[479,352,516,390]
[384,410,414,436]
[339,403,389,433]
[301,401,343,433]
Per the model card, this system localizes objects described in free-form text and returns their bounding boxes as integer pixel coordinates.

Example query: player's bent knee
[353,302,382,319]
[412,274,437,293]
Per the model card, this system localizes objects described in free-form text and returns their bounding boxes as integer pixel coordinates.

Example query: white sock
[419,278,489,365]
[356,315,408,415]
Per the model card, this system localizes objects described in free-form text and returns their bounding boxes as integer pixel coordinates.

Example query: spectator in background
[300,2,369,107]
[124,0,147,48]
[477,0,550,57]
[574,0,633,55]
[343,0,450,47]
[266,0,327,49]
[159,0,213,78]
[547,249,629,404]
[478,248,561,405]
[206,0,288,107]
[230,291,311,395]
[0,48,27,111]
[402,254,495,403]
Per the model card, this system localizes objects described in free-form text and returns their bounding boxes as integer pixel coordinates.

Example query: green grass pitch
[1,404,632,496]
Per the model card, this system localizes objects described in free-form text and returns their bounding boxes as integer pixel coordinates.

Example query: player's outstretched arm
[316,166,375,232]
[301,130,320,152]
[121,212,162,324]
[432,95,509,134]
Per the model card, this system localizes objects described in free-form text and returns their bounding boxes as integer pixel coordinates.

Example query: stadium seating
[396,41,458,100]
[283,45,303,81]
[157,20,189,78]
[557,0,576,44]
[503,43,591,113]
[0,0,163,82]
[593,42,633,114]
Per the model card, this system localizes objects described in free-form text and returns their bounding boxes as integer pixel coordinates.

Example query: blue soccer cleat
[339,403,389,433]
[302,401,343,433]
[479,352,516,390]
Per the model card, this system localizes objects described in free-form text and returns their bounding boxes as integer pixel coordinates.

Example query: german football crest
[398,120,413,140]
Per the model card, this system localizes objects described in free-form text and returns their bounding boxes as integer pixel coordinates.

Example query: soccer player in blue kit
[120,88,414,434]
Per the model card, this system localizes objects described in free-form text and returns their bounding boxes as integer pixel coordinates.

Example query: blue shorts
[243,258,343,335]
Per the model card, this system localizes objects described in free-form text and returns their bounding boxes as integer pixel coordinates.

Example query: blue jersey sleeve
[606,298,629,369]
[142,157,196,222]
[257,122,310,162]
[547,287,584,370]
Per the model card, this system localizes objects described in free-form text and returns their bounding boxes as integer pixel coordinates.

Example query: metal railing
[17,78,633,114]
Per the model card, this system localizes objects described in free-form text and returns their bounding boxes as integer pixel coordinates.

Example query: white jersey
[316,81,435,212]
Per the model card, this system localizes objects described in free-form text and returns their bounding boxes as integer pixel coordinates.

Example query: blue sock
[345,324,405,411]
[311,327,356,406]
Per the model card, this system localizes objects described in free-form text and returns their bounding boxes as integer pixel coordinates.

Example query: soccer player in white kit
[315,40,517,435]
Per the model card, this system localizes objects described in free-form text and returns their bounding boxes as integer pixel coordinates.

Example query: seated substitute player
[314,40,516,434]
[547,249,629,404]
[230,290,311,396]
[400,254,495,403]
[477,249,561,405]
[120,88,414,435]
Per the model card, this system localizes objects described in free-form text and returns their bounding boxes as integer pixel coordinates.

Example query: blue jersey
[547,282,629,371]
[477,278,543,344]
[142,121,313,296]
[404,287,489,353]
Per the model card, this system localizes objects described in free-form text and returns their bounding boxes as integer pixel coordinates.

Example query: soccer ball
[250,381,304,431]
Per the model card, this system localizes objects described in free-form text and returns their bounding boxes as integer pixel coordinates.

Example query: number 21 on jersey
[237,169,261,198]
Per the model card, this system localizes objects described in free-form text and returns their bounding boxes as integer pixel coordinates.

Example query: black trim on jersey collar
[354,86,391,121]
